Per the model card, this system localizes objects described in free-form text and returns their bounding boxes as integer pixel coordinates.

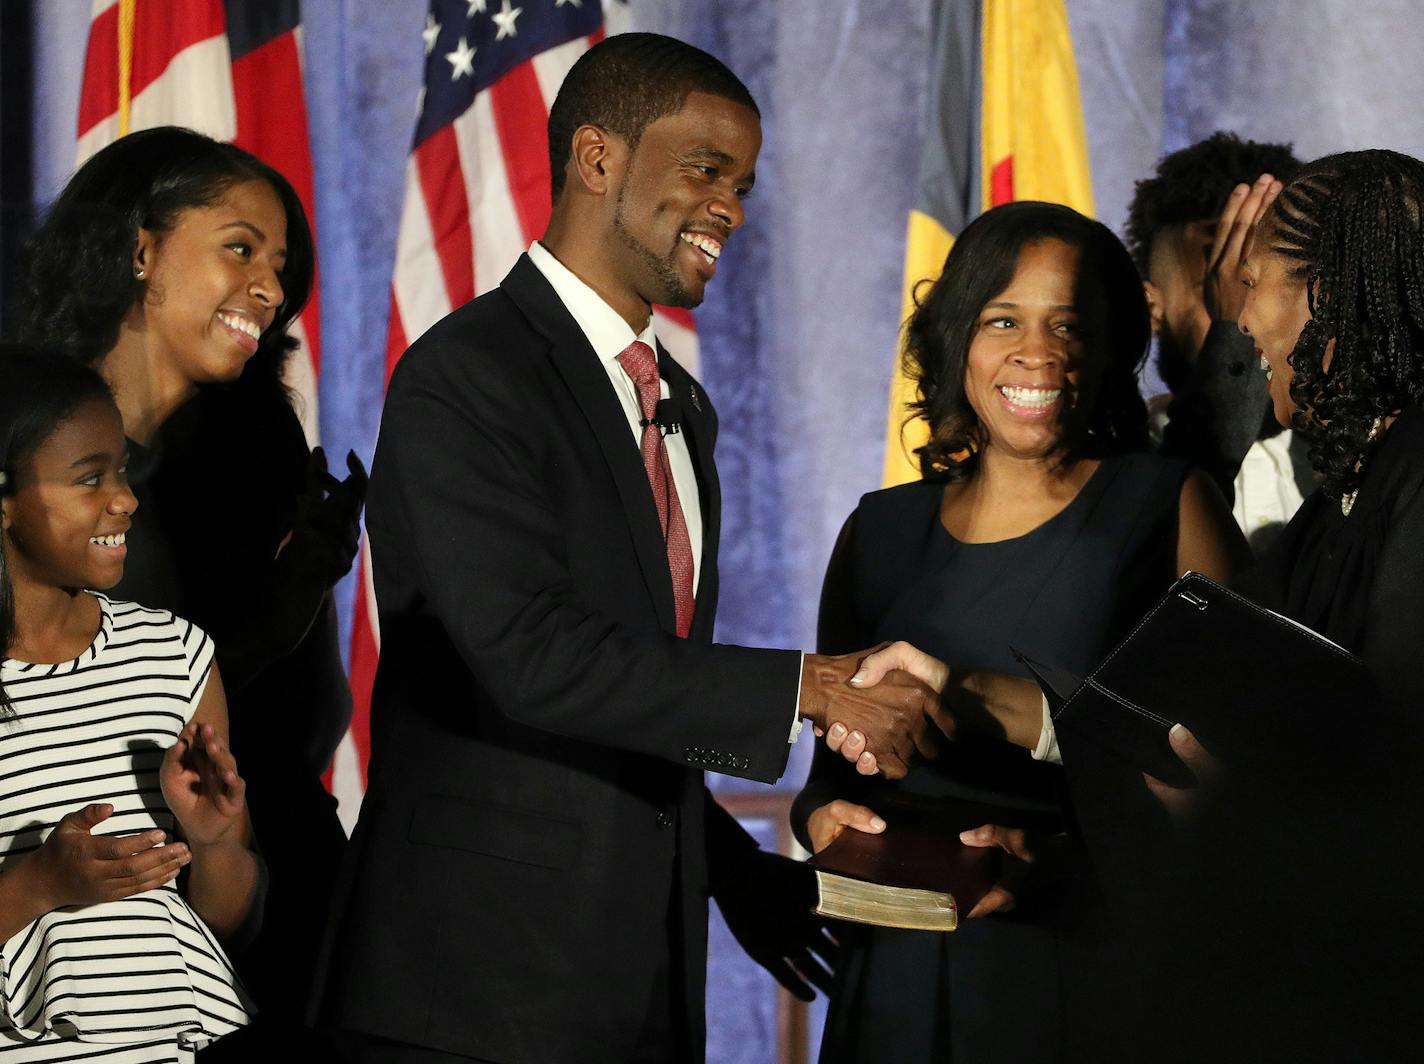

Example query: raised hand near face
[797,652,941,779]
[1203,173,1283,325]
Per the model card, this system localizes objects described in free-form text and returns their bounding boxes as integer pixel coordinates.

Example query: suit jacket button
[656,811,675,829]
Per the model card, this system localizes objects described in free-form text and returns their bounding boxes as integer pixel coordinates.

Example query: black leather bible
[1016,572,1375,787]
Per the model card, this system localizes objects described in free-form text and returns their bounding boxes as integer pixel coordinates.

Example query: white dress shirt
[528,241,702,592]
[1232,430,1306,545]
[526,242,804,743]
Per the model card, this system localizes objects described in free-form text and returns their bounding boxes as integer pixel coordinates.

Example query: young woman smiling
[791,202,1248,1064]
[18,127,361,1049]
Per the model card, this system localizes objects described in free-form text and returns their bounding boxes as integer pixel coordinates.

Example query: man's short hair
[1125,131,1302,273]
[547,32,759,202]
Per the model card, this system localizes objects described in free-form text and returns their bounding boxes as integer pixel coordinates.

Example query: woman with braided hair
[1183,145,1424,1063]
[1235,149,1424,730]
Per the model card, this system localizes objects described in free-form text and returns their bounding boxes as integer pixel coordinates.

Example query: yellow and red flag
[883,0,1094,485]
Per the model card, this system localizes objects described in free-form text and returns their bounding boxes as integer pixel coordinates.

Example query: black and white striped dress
[0,596,251,1062]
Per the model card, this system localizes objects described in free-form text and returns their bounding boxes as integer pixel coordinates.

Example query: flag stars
[445,36,477,80]
[466,0,487,15]
[556,0,583,6]
[422,14,441,55]
[492,0,523,39]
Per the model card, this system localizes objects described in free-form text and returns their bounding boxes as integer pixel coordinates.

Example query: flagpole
[116,0,135,135]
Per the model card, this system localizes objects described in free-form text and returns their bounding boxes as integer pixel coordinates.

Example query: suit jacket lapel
[501,255,678,633]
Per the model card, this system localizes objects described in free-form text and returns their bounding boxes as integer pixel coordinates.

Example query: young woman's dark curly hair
[1263,150,1424,501]
[902,201,1151,479]
[14,126,314,399]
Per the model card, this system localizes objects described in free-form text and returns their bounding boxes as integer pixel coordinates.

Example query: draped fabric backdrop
[21,2,1424,1060]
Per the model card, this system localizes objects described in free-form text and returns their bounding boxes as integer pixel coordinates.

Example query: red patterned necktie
[617,340,696,638]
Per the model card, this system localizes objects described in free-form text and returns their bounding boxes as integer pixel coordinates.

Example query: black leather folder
[1015,572,1375,787]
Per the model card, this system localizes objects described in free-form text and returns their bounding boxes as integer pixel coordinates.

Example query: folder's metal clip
[1178,590,1209,610]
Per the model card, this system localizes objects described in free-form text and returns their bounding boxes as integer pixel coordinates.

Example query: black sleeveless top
[796,451,1190,831]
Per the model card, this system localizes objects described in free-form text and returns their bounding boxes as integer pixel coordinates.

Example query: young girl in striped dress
[0,349,257,1062]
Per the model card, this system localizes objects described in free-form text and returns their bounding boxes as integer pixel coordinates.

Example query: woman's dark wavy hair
[0,344,118,717]
[1263,150,1424,501]
[903,201,1151,479]
[16,126,314,399]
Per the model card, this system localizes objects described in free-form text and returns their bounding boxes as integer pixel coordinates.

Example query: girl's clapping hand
[160,722,248,848]
[25,803,191,908]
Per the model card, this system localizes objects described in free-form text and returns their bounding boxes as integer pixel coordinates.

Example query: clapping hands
[257,448,367,668]
[160,721,249,849]
[280,446,368,588]
[19,804,191,912]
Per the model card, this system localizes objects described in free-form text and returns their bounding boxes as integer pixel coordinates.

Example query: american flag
[336,0,701,826]
[76,0,322,446]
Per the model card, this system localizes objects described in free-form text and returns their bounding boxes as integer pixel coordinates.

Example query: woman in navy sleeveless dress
[792,203,1248,1063]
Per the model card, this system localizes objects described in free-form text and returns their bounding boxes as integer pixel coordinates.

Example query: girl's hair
[16,126,314,400]
[902,201,1150,479]
[1264,149,1424,500]
[0,344,118,716]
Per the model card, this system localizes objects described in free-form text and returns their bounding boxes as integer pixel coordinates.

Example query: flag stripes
[489,63,556,244]
[416,127,478,309]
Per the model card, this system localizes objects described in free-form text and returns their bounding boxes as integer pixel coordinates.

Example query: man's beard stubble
[612,183,700,310]
[1155,324,1195,397]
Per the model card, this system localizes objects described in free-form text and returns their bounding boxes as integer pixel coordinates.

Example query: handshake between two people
[798,642,1046,779]
[804,640,1221,823]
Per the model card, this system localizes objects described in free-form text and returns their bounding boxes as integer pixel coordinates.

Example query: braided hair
[1265,150,1424,500]
[903,201,1151,479]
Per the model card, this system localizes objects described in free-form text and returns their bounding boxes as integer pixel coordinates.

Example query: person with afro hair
[1128,132,1310,549]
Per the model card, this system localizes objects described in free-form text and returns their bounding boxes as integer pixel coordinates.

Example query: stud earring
[134,268,146,280]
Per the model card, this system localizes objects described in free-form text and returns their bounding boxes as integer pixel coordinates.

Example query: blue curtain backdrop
[22,1,1424,1060]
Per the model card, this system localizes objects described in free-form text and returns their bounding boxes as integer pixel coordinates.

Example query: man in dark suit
[319,33,937,1064]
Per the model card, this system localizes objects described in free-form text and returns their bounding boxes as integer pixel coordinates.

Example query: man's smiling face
[606,90,761,310]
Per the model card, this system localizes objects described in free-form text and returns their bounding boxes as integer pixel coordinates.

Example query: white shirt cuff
[1031,694,1062,765]
[789,652,805,743]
